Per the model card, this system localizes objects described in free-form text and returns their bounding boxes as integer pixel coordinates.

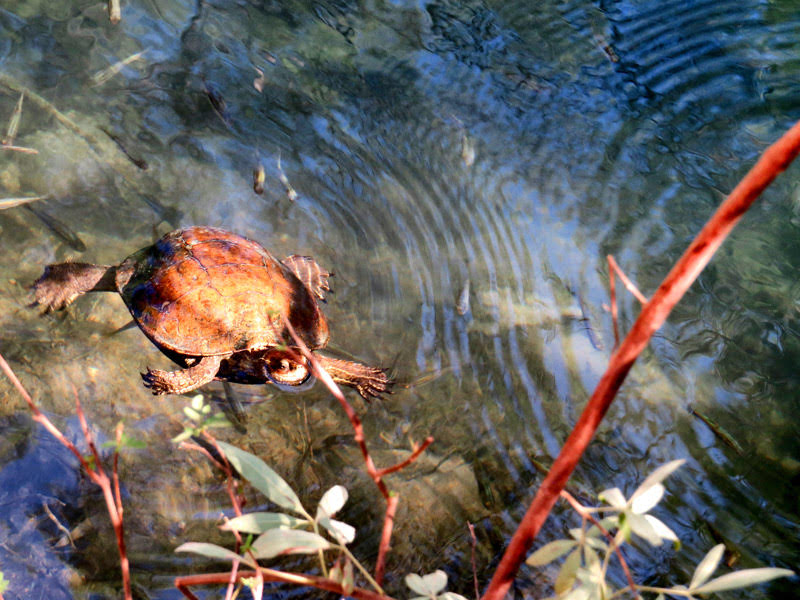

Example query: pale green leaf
[406,570,448,596]
[342,559,354,595]
[644,515,678,542]
[526,539,578,567]
[171,429,194,443]
[631,483,665,514]
[555,549,581,594]
[440,593,469,600]
[692,568,794,594]
[216,441,305,514]
[175,542,256,569]
[584,537,608,553]
[250,529,331,559]
[219,512,307,534]
[316,485,348,519]
[631,460,684,503]
[627,512,663,546]
[599,487,626,509]
[319,517,355,544]
[690,544,725,589]
[190,395,204,410]
[561,584,590,600]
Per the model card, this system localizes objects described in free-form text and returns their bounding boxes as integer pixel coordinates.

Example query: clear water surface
[1,0,799,598]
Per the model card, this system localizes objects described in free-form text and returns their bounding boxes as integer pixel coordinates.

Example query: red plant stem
[607,255,648,305]
[0,352,132,600]
[175,569,395,600]
[608,255,620,347]
[468,522,480,600]
[374,494,399,584]
[281,317,432,586]
[375,436,434,478]
[481,119,800,600]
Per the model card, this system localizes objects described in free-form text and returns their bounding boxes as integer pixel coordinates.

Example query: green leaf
[526,539,578,567]
[0,571,8,594]
[216,441,305,514]
[219,512,308,534]
[319,516,355,544]
[406,571,448,596]
[171,428,195,443]
[175,542,256,569]
[555,549,581,594]
[440,593,469,600]
[690,544,725,589]
[250,529,331,559]
[316,485,348,519]
[183,406,202,422]
[599,487,626,509]
[692,568,794,594]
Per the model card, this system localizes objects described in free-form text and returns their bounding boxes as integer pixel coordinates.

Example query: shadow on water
[1,0,800,597]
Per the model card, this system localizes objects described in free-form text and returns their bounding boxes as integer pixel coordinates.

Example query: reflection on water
[1,0,800,597]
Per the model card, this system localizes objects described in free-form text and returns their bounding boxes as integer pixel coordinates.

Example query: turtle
[31,226,390,400]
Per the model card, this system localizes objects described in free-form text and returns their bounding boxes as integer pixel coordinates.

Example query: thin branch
[0,352,132,600]
[281,316,432,585]
[0,145,38,154]
[468,522,480,600]
[480,119,800,600]
[375,436,434,477]
[175,569,396,600]
[607,255,648,305]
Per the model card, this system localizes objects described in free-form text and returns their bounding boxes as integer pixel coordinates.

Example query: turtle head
[263,350,315,393]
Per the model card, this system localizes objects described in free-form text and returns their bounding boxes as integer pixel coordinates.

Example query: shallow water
[1,0,800,598]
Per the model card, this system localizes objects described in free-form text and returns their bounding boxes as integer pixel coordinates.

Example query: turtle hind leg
[282,255,332,301]
[141,355,226,395]
[315,355,392,401]
[32,262,116,313]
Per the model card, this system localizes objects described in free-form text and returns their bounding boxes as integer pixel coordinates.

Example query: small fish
[91,50,146,86]
[108,0,121,24]
[460,133,475,167]
[100,127,148,170]
[3,92,24,146]
[24,205,87,252]
[0,195,44,210]
[202,79,232,127]
[688,405,744,455]
[253,164,265,194]
[456,279,471,315]
[277,154,298,201]
[594,34,619,63]
[253,67,265,93]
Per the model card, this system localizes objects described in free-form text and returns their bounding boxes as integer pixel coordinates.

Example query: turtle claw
[141,368,172,395]
[356,367,393,401]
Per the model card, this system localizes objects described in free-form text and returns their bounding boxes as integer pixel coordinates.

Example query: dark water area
[1,0,800,598]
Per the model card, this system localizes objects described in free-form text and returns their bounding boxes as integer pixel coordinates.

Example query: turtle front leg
[315,355,391,401]
[32,263,117,312]
[141,355,226,395]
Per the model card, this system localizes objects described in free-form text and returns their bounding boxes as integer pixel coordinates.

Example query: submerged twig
[3,92,24,146]
[0,144,38,154]
[92,51,146,86]
[0,196,45,210]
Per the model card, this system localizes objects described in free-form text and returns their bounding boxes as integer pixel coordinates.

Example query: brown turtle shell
[113,227,329,356]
